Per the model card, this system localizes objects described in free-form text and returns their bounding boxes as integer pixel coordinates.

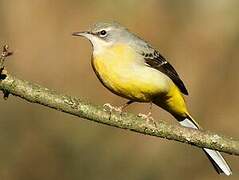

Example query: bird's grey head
[72,22,134,53]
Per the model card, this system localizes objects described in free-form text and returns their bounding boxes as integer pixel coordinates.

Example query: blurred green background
[0,0,239,179]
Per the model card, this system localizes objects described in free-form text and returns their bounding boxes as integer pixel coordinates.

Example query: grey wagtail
[72,22,232,175]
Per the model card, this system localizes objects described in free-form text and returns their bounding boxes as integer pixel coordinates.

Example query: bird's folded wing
[142,49,188,95]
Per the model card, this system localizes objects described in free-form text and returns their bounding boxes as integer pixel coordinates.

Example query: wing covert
[143,50,189,95]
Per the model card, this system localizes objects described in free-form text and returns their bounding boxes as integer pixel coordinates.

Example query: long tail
[180,115,232,176]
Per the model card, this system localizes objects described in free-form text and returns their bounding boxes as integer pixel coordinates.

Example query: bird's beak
[72,31,91,37]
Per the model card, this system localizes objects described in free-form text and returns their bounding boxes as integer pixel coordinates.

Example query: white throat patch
[83,34,111,55]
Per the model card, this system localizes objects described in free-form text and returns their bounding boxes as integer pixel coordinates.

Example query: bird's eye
[99,30,107,37]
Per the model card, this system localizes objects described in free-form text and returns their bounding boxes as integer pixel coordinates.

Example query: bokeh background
[0,0,239,179]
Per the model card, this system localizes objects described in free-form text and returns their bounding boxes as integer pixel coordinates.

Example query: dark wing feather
[143,50,189,95]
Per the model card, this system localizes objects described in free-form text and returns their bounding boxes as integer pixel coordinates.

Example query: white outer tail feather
[180,118,232,176]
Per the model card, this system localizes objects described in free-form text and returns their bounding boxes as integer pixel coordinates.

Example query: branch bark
[0,73,239,155]
[0,45,238,156]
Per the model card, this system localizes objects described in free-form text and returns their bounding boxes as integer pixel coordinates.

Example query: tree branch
[0,46,239,156]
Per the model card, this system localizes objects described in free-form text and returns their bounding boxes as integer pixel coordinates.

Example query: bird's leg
[103,100,134,114]
[138,102,153,118]
[138,102,157,127]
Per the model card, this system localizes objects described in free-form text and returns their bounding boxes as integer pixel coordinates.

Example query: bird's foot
[138,112,157,127]
[103,103,124,114]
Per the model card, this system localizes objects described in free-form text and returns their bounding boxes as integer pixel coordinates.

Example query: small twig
[0,45,13,70]
[0,45,13,99]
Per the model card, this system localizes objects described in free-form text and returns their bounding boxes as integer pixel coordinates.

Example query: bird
[72,21,232,175]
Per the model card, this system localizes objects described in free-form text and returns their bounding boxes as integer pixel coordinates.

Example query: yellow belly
[153,85,188,118]
[92,44,170,102]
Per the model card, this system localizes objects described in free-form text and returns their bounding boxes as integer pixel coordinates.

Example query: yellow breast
[92,44,170,102]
